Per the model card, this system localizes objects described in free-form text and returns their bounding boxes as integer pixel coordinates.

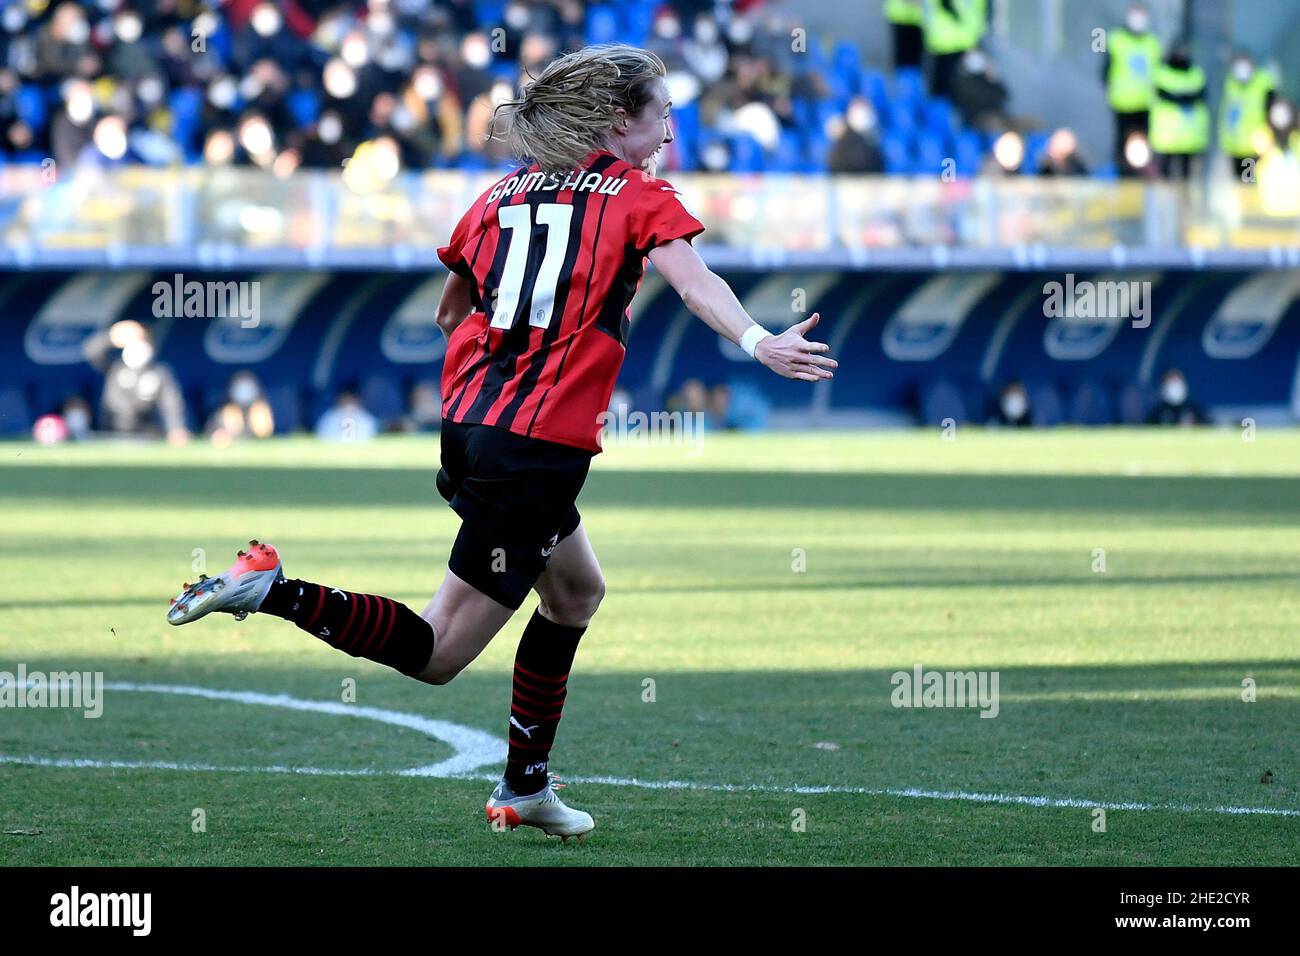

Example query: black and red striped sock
[505,609,586,796]
[258,579,435,677]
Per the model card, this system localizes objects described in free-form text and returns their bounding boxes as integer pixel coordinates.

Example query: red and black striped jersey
[436,149,705,453]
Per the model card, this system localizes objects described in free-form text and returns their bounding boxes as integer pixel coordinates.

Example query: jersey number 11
[490,203,575,332]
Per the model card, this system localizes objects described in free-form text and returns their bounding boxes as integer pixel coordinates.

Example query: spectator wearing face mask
[1147,369,1205,425]
[1255,98,1300,216]
[207,371,275,446]
[82,319,190,445]
[828,98,883,173]
[682,14,729,85]
[1037,127,1089,176]
[990,380,1032,427]
[1219,53,1277,181]
[1104,5,1161,175]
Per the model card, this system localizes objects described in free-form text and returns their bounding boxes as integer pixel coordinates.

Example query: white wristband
[739,325,773,359]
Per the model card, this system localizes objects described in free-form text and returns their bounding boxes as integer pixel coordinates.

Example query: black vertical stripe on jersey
[493,154,620,432]
[521,169,627,439]
[592,241,642,346]
[445,165,530,420]
[463,180,553,423]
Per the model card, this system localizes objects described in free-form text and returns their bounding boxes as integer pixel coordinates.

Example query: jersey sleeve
[628,175,706,253]
[437,203,478,279]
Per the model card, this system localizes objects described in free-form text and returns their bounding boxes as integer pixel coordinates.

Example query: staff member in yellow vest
[1149,45,1209,180]
[1219,53,1277,181]
[1256,99,1300,216]
[923,0,988,100]
[884,0,925,70]
[1104,4,1161,175]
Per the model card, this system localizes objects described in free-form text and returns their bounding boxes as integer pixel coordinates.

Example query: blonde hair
[490,44,666,174]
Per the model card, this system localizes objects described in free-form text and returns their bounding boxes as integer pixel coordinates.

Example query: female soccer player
[167,44,836,841]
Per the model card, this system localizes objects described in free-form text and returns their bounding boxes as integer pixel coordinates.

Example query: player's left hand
[755,313,836,382]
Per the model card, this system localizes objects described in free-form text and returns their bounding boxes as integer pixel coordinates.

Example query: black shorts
[436,419,592,610]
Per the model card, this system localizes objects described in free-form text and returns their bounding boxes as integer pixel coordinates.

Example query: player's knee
[542,573,605,626]
[423,666,458,686]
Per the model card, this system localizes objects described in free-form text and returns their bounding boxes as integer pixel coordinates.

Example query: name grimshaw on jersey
[487,169,630,203]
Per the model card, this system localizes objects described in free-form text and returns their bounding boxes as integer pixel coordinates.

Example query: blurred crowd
[0,0,891,177]
[881,0,1293,182]
[0,1,1293,182]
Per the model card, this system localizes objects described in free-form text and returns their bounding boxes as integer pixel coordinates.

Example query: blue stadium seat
[169,88,204,158]
[920,380,968,425]
[1024,131,1051,173]
[862,70,889,115]
[923,98,955,139]
[1027,383,1064,426]
[1117,383,1151,424]
[264,383,303,434]
[798,36,828,74]
[892,67,925,104]
[672,100,700,162]
[884,100,917,138]
[881,132,912,174]
[16,85,47,132]
[773,130,804,171]
[620,0,655,45]
[287,89,320,128]
[915,133,946,176]
[359,374,405,428]
[586,5,620,45]
[954,129,983,177]
[1071,381,1115,425]
[832,41,863,93]
[0,387,31,434]
[476,1,506,27]
[728,133,766,173]
[832,41,864,94]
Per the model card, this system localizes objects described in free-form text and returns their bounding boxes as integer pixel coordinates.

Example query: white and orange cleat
[167,540,282,626]
[485,776,594,842]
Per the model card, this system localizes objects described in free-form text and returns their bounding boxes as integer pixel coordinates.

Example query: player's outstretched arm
[435,270,476,340]
[647,238,836,382]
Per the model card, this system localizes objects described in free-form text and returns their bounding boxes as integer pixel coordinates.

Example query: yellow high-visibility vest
[923,0,987,55]
[1219,69,1274,158]
[884,0,924,27]
[1149,63,1209,155]
[1106,28,1162,112]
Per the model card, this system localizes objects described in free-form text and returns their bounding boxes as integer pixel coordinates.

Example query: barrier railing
[0,165,1296,270]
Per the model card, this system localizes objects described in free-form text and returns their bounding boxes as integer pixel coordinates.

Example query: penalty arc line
[1,682,1296,819]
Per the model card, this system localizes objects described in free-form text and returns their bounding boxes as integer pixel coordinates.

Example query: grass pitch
[2,428,1299,866]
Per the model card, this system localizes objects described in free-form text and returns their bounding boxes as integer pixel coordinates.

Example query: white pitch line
[2,683,1297,820]
[100,681,505,777]
[507,774,1300,818]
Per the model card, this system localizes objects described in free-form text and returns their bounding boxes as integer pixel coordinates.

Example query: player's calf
[168,541,436,679]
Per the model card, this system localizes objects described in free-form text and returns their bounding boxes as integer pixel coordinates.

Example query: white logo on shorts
[541,533,559,558]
